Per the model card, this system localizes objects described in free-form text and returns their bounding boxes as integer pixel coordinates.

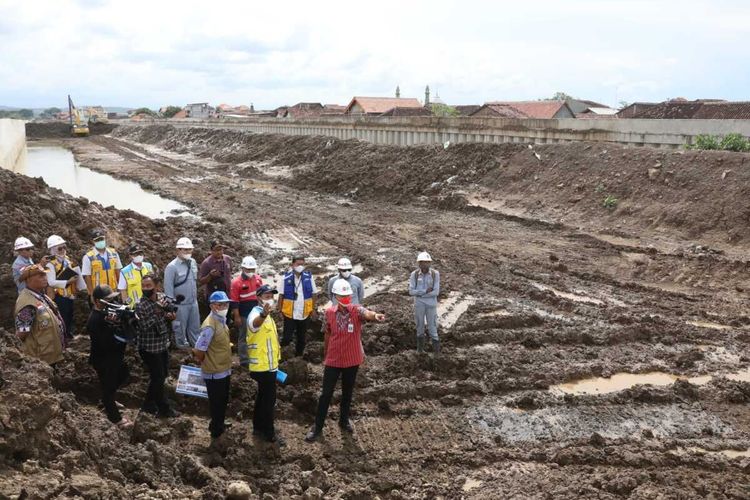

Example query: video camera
[101,299,139,341]
[159,294,185,313]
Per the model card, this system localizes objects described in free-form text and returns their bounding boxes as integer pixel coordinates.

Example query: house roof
[692,102,750,119]
[172,110,187,119]
[454,105,481,116]
[584,107,618,115]
[626,99,746,119]
[380,106,433,117]
[629,101,705,119]
[286,102,325,118]
[481,100,572,119]
[346,97,423,114]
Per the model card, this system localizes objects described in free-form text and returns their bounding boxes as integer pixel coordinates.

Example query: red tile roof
[346,97,423,114]
[483,101,572,119]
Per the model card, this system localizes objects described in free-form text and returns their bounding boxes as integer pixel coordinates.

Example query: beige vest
[14,288,64,364]
[200,314,232,374]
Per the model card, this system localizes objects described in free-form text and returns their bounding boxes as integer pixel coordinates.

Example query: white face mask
[179,252,192,261]
[340,270,351,278]
[242,270,255,278]
[133,255,144,264]
[263,299,276,308]
[293,265,305,273]
[214,308,228,318]
[95,240,107,250]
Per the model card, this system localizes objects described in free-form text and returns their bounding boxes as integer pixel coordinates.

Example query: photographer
[86,285,132,429]
[134,275,179,418]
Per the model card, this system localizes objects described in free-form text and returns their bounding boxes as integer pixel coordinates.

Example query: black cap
[93,285,118,301]
[91,229,105,240]
[255,285,278,297]
[128,244,143,254]
[210,240,223,250]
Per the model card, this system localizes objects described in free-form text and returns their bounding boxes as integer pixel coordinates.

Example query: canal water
[9,143,191,219]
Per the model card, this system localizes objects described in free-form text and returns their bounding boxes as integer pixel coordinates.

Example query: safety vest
[281,271,314,319]
[247,307,280,372]
[52,256,77,298]
[86,248,120,289]
[120,262,153,305]
[200,314,232,374]
[15,288,64,364]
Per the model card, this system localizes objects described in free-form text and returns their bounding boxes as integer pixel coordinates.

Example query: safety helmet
[417,251,432,262]
[241,256,257,269]
[47,235,66,249]
[336,257,353,270]
[331,278,354,296]
[208,291,231,303]
[175,237,194,249]
[14,237,34,251]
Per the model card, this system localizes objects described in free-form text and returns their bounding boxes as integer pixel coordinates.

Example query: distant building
[454,105,481,116]
[470,101,575,119]
[322,104,346,115]
[380,106,433,117]
[564,99,610,115]
[619,99,750,119]
[576,107,619,119]
[345,97,423,115]
[284,102,325,118]
[617,102,658,118]
[185,103,214,119]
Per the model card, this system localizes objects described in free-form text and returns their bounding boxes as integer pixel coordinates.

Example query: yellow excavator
[68,95,89,137]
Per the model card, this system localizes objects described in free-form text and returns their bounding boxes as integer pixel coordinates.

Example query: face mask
[214,308,228,318]
[95,240,106,250]
[179,253,192,261]
[340,271,351,279]
[242,270,255,279]
[55,247,67,256]
[338,296,352,306]
[263,299,276,308]
[293,265,305,273]
[142,288,155,298]
[133,255,144,264]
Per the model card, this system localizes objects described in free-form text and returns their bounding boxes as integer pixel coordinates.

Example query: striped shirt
[324,304,366,368]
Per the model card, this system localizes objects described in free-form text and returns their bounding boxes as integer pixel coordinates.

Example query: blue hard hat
[208,291,230,303]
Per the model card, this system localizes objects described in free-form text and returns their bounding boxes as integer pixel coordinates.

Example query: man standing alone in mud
[164,237,200,348]
[409,251,440,354]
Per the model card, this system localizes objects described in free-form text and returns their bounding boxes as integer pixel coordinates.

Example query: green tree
[161,105,183,118]
[131,107,157,116]
[41,107,62,118]
[431,103,459,117]
[545,92,575,101]
[618,101,630,110]
[18,109,34,119]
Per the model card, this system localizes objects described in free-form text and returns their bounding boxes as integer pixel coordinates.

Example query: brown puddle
[671,447,750,459]
[550,368,750,395]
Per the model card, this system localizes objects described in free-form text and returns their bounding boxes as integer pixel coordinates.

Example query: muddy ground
[1,124,750,499]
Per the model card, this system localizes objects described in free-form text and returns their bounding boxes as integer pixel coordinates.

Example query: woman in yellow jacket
[246,284,282,444]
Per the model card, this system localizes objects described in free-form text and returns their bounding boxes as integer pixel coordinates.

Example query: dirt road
[2,125,749,499]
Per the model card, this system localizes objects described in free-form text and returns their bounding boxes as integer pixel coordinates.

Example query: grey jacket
[327,274,364,305]
[409,269,440,307]
[164,257,199,305]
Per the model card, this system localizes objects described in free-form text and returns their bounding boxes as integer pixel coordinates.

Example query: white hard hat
[337,257,352,270]
[417,251,432,262]
[14,237,34,251]
[331,278,353,296]
[241,256,257,269]
[176,237,194,249]
[47,235,66,249]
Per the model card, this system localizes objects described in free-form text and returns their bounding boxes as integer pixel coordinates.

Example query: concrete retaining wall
[0,119,26,170]
[140,116,750,149]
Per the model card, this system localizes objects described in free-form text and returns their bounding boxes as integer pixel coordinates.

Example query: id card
[348,323,354,333]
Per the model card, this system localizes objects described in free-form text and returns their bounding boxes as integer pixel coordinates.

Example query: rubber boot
[432,339,441,354]
[416,337,425,353]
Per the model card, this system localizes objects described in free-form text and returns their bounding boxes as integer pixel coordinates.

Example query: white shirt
[277,273,317,320]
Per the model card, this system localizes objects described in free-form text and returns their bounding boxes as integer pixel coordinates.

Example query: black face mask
[142,289,155,298]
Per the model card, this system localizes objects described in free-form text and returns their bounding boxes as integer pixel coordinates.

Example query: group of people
[11,230,441,449]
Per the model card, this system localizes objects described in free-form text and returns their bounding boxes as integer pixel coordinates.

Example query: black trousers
[250,371,277,439]
[92,345,129,424]
[205,376,231,438]
[54,295,75,338]
[314,365,359,431]
[282,317,309,356]
[139,349,169,414]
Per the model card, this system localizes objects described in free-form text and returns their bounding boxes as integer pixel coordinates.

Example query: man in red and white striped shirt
[305,279,385,442]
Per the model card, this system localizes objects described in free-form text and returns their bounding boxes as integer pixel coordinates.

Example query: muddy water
[8,144,191,219]
[550,368,750,395]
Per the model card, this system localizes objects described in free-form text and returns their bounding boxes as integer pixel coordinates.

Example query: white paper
[175,365,208,398]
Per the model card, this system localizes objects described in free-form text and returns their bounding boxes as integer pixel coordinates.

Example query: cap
[241,256,257,269]
[128,244,143,254]
[91,229,106,241]
[93,285,118,301]
[255,284,278,297]
[210,240,223,250]
[19,264,47,282]
[176,237,193,249]
[208,291,231,303]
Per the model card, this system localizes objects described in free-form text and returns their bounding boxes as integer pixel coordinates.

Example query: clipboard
[56,266,79,281]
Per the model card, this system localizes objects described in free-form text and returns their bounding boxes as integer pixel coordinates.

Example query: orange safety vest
[52,256,77,298]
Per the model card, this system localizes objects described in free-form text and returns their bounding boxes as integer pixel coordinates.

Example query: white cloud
[0,0,748,109]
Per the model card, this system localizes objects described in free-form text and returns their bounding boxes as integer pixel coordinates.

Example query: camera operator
[134,275,180,418]
[87,285,132,429]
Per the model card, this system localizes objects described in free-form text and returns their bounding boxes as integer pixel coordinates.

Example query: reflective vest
[52,256,77,298]
[281,271,314,319]
[247,307,280,372]
[120,262,153,305]
[86,248,120,289]
[200,314,232,374]
[15,289,64,364]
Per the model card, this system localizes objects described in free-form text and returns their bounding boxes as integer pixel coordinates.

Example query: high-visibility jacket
[86,248,120,289]
[120,262,153,305]
[280,271,314,319]
[247,307,280,372]
[200,314,232,374]
[52,256,77,298]
[15,289,64,364]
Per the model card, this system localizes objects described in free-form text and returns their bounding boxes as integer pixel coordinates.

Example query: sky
[1,0,749,110]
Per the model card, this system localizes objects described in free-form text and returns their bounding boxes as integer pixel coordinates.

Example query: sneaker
[305,426,322,443]
[339,419,354,433]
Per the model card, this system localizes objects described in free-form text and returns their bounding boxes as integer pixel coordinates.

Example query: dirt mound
[112,125,750,244]
[25,122,117,139]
